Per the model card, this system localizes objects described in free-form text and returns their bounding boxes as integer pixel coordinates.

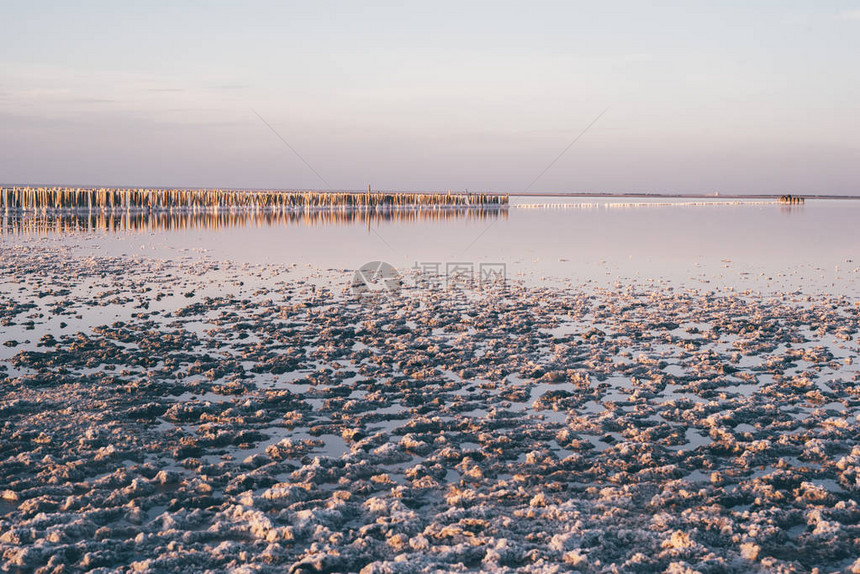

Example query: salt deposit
[0,242,857,572]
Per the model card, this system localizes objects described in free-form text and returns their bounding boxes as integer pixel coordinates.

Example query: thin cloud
[838,9,860,20]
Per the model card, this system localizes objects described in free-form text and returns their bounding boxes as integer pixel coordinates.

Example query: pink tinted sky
[1,1,858,195]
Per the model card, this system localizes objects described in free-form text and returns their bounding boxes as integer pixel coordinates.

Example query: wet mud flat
[0,244,858,573]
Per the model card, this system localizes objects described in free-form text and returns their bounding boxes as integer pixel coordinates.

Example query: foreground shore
[0,245,858,573]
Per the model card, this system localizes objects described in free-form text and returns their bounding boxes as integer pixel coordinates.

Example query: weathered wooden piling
[0,187,508,214]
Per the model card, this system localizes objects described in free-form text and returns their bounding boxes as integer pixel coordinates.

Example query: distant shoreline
[507,192,860,200]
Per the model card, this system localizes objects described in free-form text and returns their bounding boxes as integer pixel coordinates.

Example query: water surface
[3,196,857,294]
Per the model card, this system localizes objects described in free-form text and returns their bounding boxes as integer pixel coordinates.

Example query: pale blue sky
[2,1,858,194]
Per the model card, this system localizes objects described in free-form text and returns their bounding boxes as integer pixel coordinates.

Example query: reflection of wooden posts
[2,202,507,234]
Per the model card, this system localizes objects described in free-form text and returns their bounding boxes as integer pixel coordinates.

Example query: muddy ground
[1,244,858,573]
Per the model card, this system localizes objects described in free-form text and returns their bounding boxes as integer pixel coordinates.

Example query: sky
[1,1,859,194]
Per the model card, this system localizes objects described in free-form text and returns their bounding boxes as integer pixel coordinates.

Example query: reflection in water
[0,206,507,235]
[514,200,781,209]
[778,205,805,215]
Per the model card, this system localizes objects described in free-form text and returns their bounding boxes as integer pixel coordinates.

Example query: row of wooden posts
[0,187,509,212]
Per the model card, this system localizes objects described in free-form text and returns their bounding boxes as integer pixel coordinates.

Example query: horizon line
[1,183,858,201]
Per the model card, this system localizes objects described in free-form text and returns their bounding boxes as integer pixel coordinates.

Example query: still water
[3,196,858,294]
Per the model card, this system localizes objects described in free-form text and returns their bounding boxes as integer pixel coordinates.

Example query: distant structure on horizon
[778,195,805,205]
